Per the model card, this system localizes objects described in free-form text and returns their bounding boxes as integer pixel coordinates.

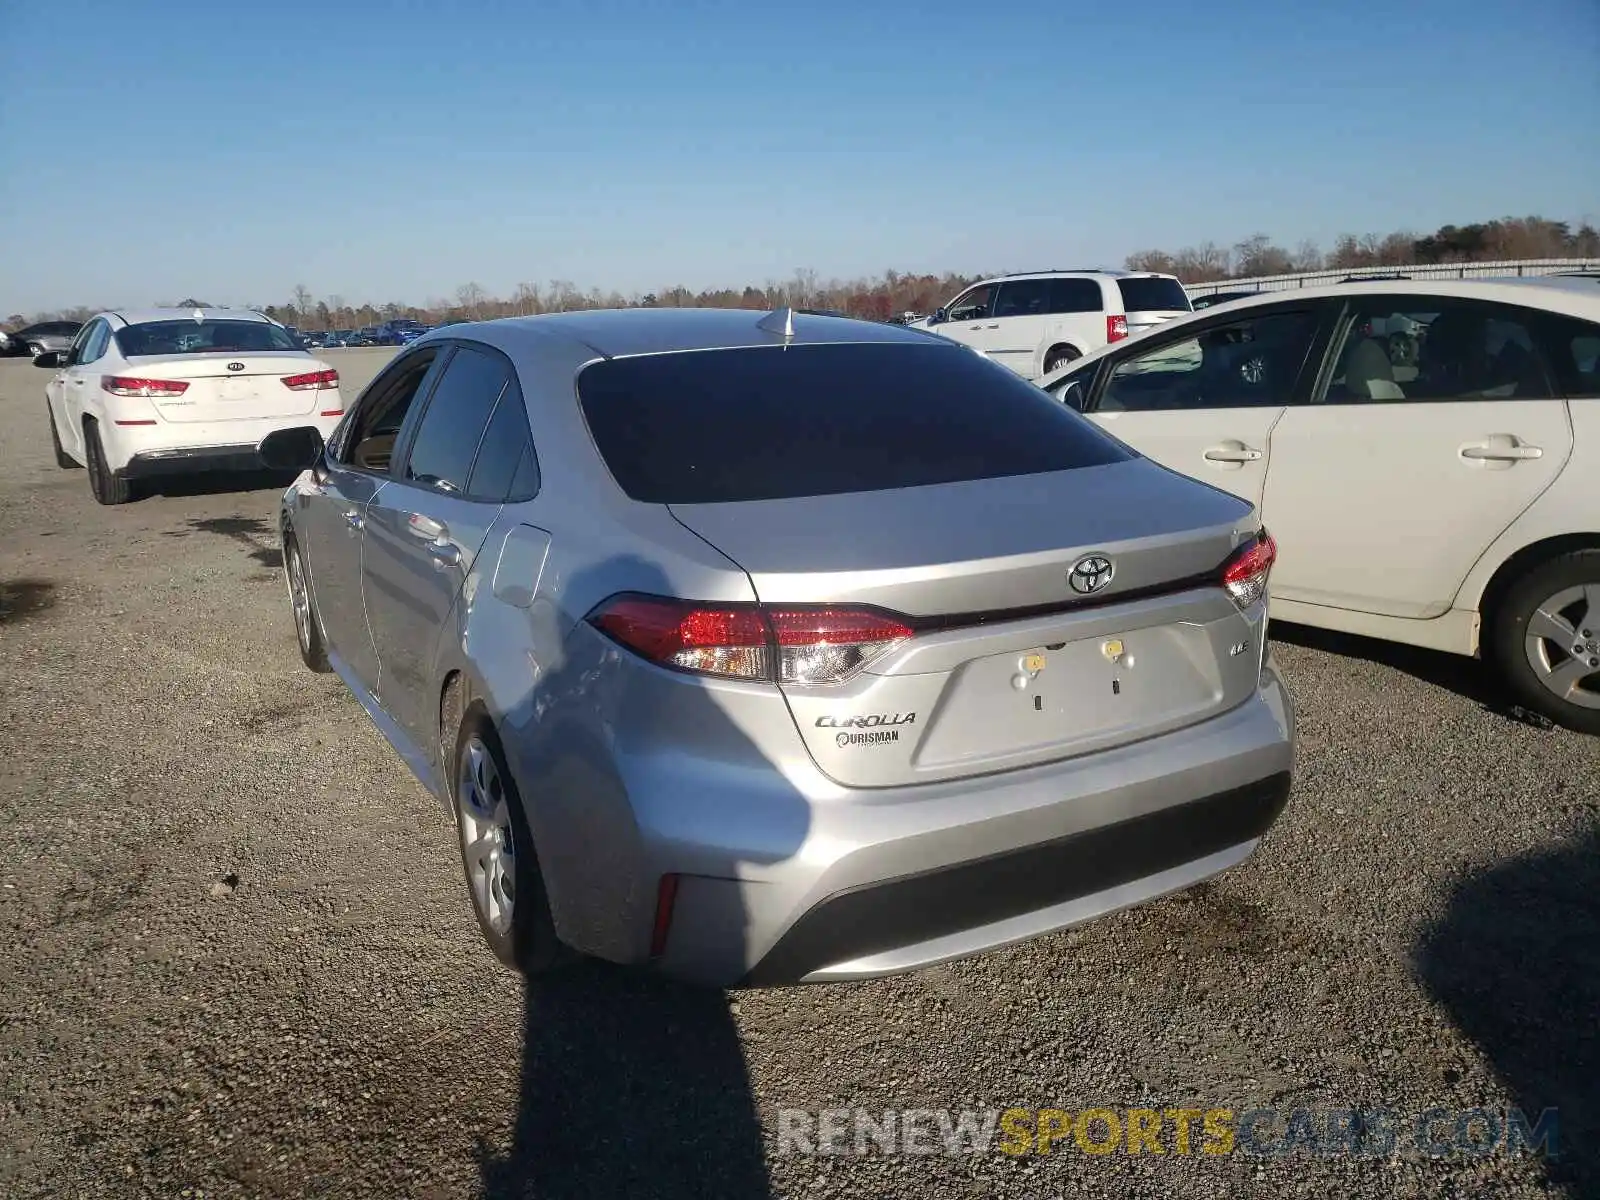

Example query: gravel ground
[1,349,1595,1199]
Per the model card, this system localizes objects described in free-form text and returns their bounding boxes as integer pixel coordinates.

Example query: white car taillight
[282,368,339,391]
[1220,530,1277,610]
[587,596,914,685]
[102,375,189,398]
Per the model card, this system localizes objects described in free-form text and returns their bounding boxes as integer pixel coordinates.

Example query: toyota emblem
[227,361,246,372]
[1068,554,1114,595]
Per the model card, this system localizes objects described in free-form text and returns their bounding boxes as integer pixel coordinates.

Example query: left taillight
[102,375,188,398]
[282,368,339,391]
[1219,530,1277,610]
[1106,314,1129,343]
[586,595,914,685]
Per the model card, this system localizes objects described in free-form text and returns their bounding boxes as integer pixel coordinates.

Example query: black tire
[1490,550,1600,735]
[26,342,44,358]
[452,705,565,974]
[1043,345,1081,375]
[83,421,133,505]
[283,534,331,673]
[47,405,79,469]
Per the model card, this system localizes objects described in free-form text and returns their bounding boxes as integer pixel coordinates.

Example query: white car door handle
[342,510,363,531]
[1204,445,1263,463]
[1461,441,1542,462]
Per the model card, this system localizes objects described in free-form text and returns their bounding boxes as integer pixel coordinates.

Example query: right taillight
[1106,314,1129,343]
[587,595,913,685]
[1220,530,1277,610]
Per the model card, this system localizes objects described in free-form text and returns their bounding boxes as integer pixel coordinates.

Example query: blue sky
[2,0,1596,314]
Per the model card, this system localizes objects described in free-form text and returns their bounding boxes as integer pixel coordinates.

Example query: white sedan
[1040,276,1600,734]
[39,308,347,505]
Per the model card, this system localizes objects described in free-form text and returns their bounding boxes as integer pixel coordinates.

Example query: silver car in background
[266,307,1296,987]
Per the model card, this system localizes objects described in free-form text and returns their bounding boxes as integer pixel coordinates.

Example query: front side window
[1318,299,1554,404]
[945,284,996,322]
[65,322,98,364]
[115,320,301,357]
[337,350,442,474]
[80,321,111,364]
[1098,310,1318,412]
[402,345,511,494]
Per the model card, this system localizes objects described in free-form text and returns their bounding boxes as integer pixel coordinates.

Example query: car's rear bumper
[103,413,344,474]
[531,655,1296,988]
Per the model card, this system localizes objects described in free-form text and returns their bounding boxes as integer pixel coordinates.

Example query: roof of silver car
[468,306,948,359]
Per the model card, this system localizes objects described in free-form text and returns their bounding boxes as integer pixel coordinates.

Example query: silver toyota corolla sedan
[263,307,1296,987]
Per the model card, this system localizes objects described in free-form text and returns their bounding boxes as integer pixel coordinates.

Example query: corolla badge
[1068,554,1114,595]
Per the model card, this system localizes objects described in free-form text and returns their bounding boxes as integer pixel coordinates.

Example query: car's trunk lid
[120,353,329,423]
[670,459,1266,787]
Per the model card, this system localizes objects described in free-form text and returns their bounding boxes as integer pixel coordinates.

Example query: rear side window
[1047,278,1104,313]
[465,376,539,501]
[403,345,511,494]
[578,342,1134,504]
[1116,277,1192,314]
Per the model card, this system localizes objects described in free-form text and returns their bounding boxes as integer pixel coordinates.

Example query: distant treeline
[10,215,1595,333]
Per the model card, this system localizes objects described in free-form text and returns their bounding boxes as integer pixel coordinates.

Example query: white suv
[914,269,1192,379]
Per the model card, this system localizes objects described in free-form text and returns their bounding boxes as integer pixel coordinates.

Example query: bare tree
[1172,241,1230,282]
[1125,249,1177,274]
[1293,240,1323,272]
[456,282,487,319]
[291,284,313,324]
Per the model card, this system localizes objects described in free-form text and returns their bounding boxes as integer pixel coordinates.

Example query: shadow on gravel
[1271,622,1552,728]
[139,468,302,501]
[479,965,769,1200]
[0,577,56,625]
[467,553,790,1198]
[1415,827,1600,1196]
[168,515,284,568]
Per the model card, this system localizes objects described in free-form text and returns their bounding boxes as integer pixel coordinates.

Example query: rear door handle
[1203,443,1264,463]
[426,542,461,568]
[1460,438,1542,463]
[342,509,363,531]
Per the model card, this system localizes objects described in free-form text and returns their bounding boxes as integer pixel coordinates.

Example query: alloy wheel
[1523,583,1600,711]
[457,734,517,935]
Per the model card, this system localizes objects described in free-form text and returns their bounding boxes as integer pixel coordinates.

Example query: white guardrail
[1184,259,1600,297]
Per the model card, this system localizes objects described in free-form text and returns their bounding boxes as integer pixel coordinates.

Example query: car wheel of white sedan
[1493,551,1600,735]
[47,405,79,470]
[83,422,132,505]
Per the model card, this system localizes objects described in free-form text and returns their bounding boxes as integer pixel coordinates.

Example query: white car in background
[1040,276,1600,733]
[39,308,347,505]
[912,269,1192,379]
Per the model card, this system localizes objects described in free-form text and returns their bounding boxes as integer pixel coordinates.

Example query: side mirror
[33,351,65,368]
[258,425,326,471]
[1055,381,1086,411]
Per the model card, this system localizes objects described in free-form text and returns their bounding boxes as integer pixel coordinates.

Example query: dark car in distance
[1,320,84,358]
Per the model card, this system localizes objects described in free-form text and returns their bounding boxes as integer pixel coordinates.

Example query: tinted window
[1319,300,1553,404]
[993,279,1054,318]
[115,320,299,356]
[81,321,111,363]
[946,285,996,321]
[1100,310,1317,412]
[1048,278,1104,313]
[578,342,1133,504]
[1546,315,1600,396]
[464,377,538,501]
[403,345,511,493]
[338,351,440,473]
[1116,277,1192,314]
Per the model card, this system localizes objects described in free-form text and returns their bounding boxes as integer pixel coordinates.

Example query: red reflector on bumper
[650,873,680,958]
[320,409,344,417]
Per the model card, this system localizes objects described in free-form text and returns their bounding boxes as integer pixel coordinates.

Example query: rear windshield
[577,342,1134,504]
[1116,277,1192,314]
[115,320,300,357]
